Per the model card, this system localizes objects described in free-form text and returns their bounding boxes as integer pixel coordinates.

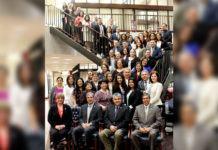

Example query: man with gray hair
[99,93,129,150]
[123,68,131,86]
[131,93,161,150]
[138,70,150,93]
[72,92,102,149]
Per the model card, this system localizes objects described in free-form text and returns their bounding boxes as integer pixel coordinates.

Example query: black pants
[97,37,106,55]
[50,127,68,146]
[72,125,96,147]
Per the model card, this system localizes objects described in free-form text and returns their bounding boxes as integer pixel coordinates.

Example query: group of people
[61,3,172,59]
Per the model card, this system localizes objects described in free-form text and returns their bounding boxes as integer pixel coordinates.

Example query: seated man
[99,93,129,150]
[131,93,161,150]
[72,92,102,149]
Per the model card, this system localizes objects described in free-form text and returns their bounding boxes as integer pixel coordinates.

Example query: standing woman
[64,75,75,107]
[74,11,84,43]
[125,78,141,119]
[139,33,147,48]
[119,33,127,46]
[49,77,64,107]
[106,73,113,94]
[112,73,127,103]
[143,30,150,43]
[48,93,72,149]
[94,79,112,111]
[98,64,109,81]
[93,73,99,91]
[80,81,95,105]
[128,35,136,50]
[141,57,151,73]
[148,71,163,106]
[72,78,85,107]
[82,15,92,50]
[122,48,129,62]
[124,49,140,70]
[131,62,142,83]
[156,33,169,51]
[112,59,125,79]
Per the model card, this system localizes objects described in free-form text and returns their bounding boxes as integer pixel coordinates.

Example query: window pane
[87,0,99,3]
[124,9,133,14]
[135,0,146,5]
[100,0,111,3]
[158,11,168,30]
[168,0,174,6]
[81,8,87,14]
[112,0,123,4]
[147,0,157,5]
[158,0,167,6]
[135,10,147,15]
[87,8,99,14]
[75,0,86,2]
[100,9,111,27]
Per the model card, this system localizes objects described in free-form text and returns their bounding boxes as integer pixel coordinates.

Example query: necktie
[115,106,118,118]
[87,105,91,123]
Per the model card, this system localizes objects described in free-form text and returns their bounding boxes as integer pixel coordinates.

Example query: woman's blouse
[73,89,83,106]
[94,90,112,107]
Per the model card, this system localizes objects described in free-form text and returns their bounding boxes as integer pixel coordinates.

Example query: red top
[58,106,63,118]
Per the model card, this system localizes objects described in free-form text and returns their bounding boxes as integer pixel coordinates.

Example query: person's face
[114,41,119,47]
[77,79,83,87]
[157,34,161,40]
[145,51,151,58]
[101,82,108,90]
[137,42,141,47]
[130,50,135,57]
[117,76,123,84]
[113,96,122,106]
[134,37,139,41]
[102,65,108,73]
[109,19,113,25]
[129,80,135,88]
[85,16,89,21]
[150,34,155,40]
[122,34,126,40]
[150,40,155,47]
[124,70,130,78]
[98,19,102,24]
[80,11,83,17]
[0,109,10,125]
[117,61,123,68]
[162,24,167,30]
[151,73,158,83]
[116,28,120,33]
[107,28,111,33]
[86,83,92,91]
[116,53,121,59]
[57,78,63,86]
[123,42,128,48]
[21,65,31,84]
[68,77,74,85]
[109,50,114,57]
[141,72,149,81]
[123,49,127,55]
[129,36,133,41]
[107,74,113,82]
[139,34,143,39]
[93,75,98,82]
[56,96,64,105]
[94,16,98,21]
[86,94,94,104]
[142,95,150,106]
[88,72,93,79]
[142,59,148,66]
[136,64,141,72]
[180,105,196,127]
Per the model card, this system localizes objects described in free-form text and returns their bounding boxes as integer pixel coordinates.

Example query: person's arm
[90,106,103,126]
[48,107,55,128]
[65,105,73,129]
[132,106,141,129]
[79,106,84,125]
[150,106,162,129]
[72,90,77,107]
[150,83,163,105]
[104,106,112,128]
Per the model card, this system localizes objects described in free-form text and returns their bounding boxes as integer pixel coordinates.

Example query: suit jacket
[48,104,72,130]
[94,24,107,39]
[112,46,122,53]
[138,80,150,93]
[104,104,129,129]
[125,89,141,108]
[162,30,172,43]
[79,103,102,128]
[110,33,120,41]
[133,104,161,129]
[108,25,117,34]
[9,126,27,150]
[131,71,142,82]
[151,46,162,60]
[147,56,156,69]
[124,57,140,69]
[148,82,163,106]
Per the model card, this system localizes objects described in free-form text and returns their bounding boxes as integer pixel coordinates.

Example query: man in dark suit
[138,70,150,93]
[107,50,116,70]
[91,16,98,52]
[131,93,162,150]
[94,18,107,56]
[161,23,172,43]
[99,93,129,150]
[107,18,117,34]
[112,40,122,53]
[110,27,121,41]
[144,50,156,69]
[72,92,102,149]
[150,40,163,60]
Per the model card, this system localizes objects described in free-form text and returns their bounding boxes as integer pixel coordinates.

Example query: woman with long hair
[63,75,75,107]
[72,78,85,107]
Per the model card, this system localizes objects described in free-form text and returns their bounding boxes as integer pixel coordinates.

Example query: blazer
[138,80,150,93]
[157,41,170,50]
[124,57,140,69]
[125,88,141,108]
[131,71,142,82]
[147,56,156,69]
[108,25,117,34]
[9,126,27,150]
[112,46,122,53]
[133,104,161,129]
[110,33,121,41]
[148,82,163,106]
[104,104,129,129]
[162,30,172,43]
[151,46,163,60]
[48,104,72,130]
[94,24,107,39]
[79,103,102,128]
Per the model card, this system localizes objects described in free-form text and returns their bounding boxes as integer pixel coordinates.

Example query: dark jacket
[94,24,107,39]
[48,104,72,130]
[147,56,156,69]
[124,57,140,69]
[131,71,142,82]
[9,126,27,150]
[104,104,129,129]
[110,33,121,41]
[152,46,162,60]
[125,88,141,108]
[79,103,102,128]
[162,30,172,43]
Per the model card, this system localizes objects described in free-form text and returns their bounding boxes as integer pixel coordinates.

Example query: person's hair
[84,80,93,90]
[141,70,149,75]
[86,91,94,97]
[56,92,65,100]
[107,26,112,33]
[156,33,162,41]
[85,15,90,22]
[128,77,137,89]
[150,71,160,83]
[162,23,167,27]
[123,48,128,55]
[113,73,127,90]
[121,34,127,41]
[101,64,109,71]
[141,57,149,67]
[142,93,150,99]
[150,33,157,40]
[124,68,131,72]
[66,75,74,88]
[87,70,93,74]
[16,62,33,86]
[75,77,85,91]
[112,92,122,99]
[115,58,124,69]
[135,61,142,72]
[99,79,108,86]
[57,76,63,81]
[106,73,113,82]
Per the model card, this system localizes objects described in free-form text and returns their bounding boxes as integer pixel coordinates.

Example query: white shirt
[150,47,154,56]
[99,24,104,37]
[144,104,150,121]
[64,85,74,107]
[157,41,161,48]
